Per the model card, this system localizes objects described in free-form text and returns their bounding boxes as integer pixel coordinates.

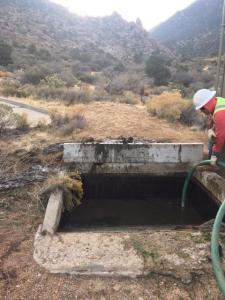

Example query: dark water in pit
[60,175,219,230]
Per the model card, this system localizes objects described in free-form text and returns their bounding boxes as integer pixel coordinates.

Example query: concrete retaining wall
[64,142,204,174]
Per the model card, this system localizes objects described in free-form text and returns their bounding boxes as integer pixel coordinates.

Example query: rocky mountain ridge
[150,0,223,59]
[0,0,164,67]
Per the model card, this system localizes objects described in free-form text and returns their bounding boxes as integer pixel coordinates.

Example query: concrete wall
[64,142,204,174]
[194,170,225,205]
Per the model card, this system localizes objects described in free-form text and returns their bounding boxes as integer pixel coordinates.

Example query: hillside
[150,0,223,59]
[0,0,163,73]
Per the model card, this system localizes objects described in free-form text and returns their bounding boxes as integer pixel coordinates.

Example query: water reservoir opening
[60,174,219,231]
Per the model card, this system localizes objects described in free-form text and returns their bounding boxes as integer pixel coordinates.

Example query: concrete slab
[34,229,216,281]
[64,142,204,174]
[34,228,144,277]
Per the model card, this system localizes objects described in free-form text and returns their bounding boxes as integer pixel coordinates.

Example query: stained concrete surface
[64,142,204,164]
[34,229,219,282]
[34,228,144,277]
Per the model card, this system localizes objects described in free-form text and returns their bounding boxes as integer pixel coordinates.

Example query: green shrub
[36,48,51,60]
[172,71,194,87]
[0,41,13,66]
[118,97,138,105]
[72,61,91,75]
[77,73,95,84]
[145,52,171,86]
[118,91,139,105]
[113,63,125,72]
[180,103,207,129]
[171,83,195,98]
[40,74,65,88]
[27,43,36,54]
[70,48,92,63]
[59,71,77,87]
[21,68,49,85]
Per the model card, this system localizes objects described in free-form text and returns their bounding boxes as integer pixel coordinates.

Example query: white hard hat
[193,89,216,110]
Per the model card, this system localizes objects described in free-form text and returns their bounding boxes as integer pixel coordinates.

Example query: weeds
[40,171,84,212]
[132,240,159,261]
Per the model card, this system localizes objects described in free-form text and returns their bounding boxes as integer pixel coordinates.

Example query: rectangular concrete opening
[59,175,219,231]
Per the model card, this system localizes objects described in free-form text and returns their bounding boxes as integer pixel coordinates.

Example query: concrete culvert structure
[34,141,225,277]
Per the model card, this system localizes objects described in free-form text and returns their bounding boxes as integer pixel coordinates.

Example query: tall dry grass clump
[50,104,88,135]
[146,92,190,122]
[40,171,83,212]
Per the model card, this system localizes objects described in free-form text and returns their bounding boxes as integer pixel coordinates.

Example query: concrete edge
[41,189,64,235]
[194,170,225,205]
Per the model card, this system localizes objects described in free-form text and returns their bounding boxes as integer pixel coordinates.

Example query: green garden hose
[181,160,225,209]
[211,199,225,296]
[181,159,225,296]
[181,160,211,209]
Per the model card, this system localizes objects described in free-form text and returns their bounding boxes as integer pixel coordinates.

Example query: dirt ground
[1,101,219,300]
[1,101,207,150]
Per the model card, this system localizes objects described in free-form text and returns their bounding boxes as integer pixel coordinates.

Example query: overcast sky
[51,0,196,30]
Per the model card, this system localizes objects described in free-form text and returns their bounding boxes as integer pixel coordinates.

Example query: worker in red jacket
[193,89,225,164]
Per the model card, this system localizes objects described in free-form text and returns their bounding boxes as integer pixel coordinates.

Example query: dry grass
[11,96,86,115]
[40,172,83,212]
[17,112,29,129]
[146,92,190,122]
[0,71,13,78]
[0,100,207,154]
[50,106,88,136]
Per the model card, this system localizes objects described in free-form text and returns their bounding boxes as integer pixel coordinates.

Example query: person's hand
[208,129,216,139]
[210,155,218,166]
